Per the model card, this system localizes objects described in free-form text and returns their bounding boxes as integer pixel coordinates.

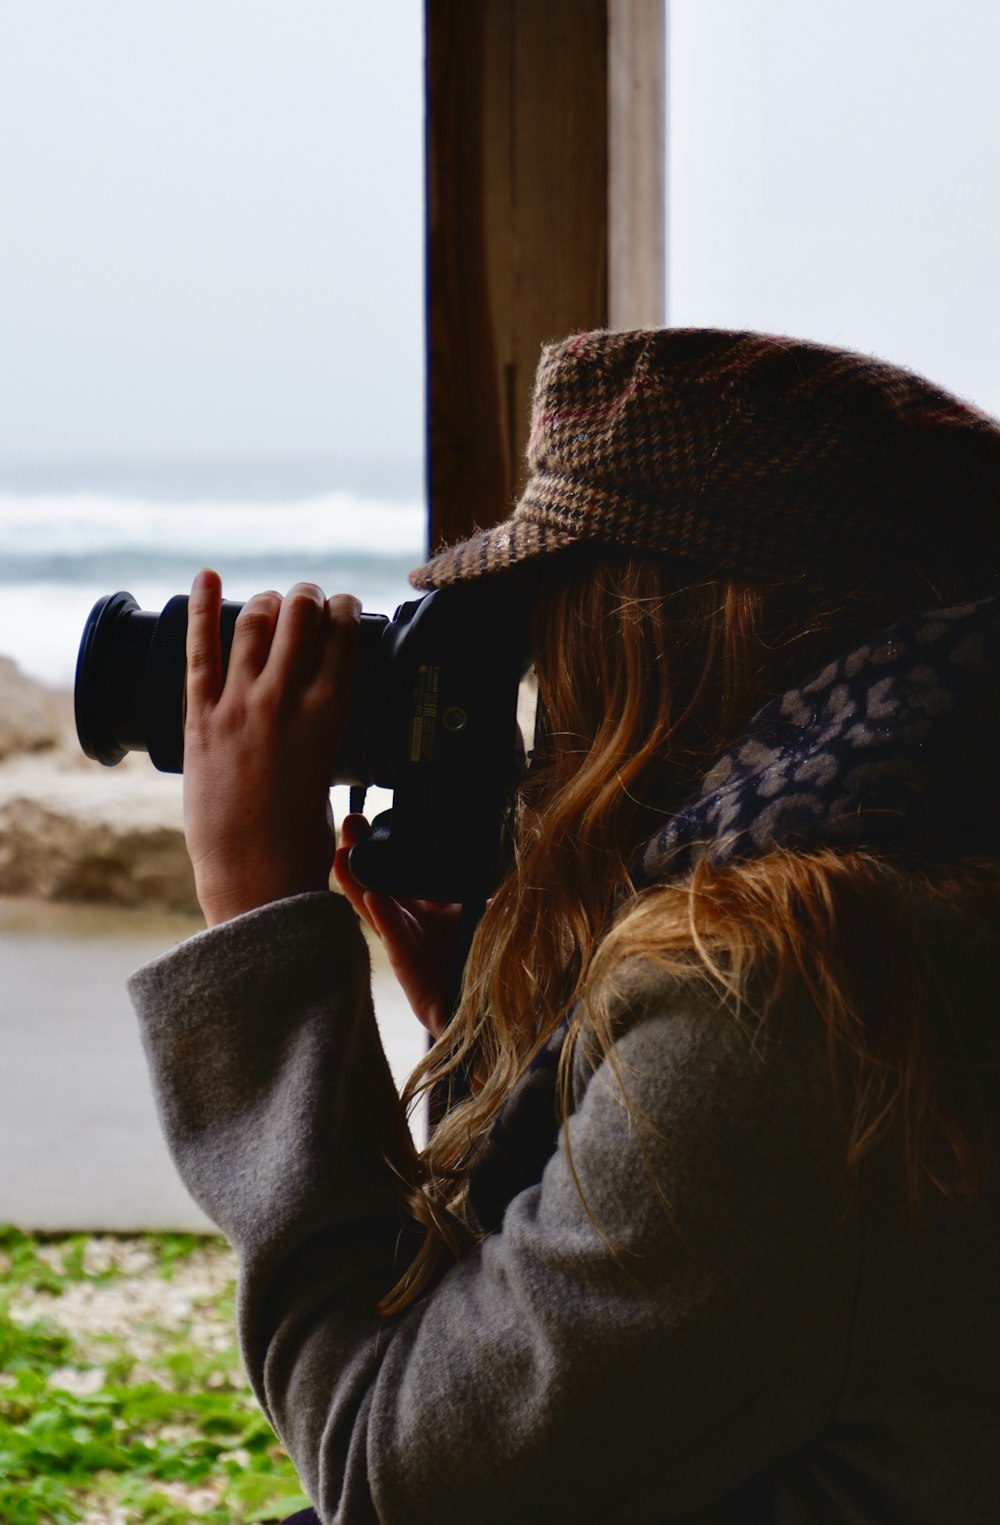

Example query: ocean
[0,465,427,689]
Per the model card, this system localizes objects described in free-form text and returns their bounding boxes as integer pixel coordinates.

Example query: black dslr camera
[74,582,530,902]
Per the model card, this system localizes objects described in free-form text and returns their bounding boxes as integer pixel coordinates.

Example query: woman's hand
[183,569,360,928]
[333,813,462,1038]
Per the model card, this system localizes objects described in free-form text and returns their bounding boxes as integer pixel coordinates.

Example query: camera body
[75,582,530,902]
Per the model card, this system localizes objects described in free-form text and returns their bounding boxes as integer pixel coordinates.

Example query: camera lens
[75,592,242,773]
[75,591,388,782]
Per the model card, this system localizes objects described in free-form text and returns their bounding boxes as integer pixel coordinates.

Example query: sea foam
[0,490,427,686]
[0,490,425,560]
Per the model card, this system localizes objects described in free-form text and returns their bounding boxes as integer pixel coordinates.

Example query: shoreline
[0,893,204,941]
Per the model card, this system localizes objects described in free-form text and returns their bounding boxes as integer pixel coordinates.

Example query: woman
[130,329,1000,1523]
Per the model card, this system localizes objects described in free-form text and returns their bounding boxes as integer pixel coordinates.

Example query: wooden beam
[609,0,666,332]
[426,0,666,555]
[425,2,508,556]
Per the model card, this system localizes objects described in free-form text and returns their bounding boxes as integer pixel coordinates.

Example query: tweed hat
[409,328,1000,590]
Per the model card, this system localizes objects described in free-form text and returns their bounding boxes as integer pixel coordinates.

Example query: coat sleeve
[128,890,861,1525]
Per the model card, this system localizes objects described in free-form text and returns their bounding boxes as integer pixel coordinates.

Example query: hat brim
[408,515,582,589]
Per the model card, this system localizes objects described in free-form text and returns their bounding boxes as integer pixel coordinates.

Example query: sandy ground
[0,896,427,1233]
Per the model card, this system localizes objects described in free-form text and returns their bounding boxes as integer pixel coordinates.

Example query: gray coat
[128,886,1000,1523]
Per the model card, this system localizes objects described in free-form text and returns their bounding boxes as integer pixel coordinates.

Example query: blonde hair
[588,850,998,1209]
[382,551,994,1313]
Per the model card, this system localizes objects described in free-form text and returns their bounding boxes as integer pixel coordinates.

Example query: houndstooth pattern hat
[409,328,1000,590]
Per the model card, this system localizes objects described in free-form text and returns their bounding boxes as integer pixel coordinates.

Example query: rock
[0,655,196,910]
[0,657,72,760]
[0,798,196,911]
[0,747,196,912]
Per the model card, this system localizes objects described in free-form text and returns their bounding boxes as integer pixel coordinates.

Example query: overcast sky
[0,0,423,472]
[2,1,999,484]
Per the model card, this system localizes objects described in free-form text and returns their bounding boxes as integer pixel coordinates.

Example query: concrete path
[0,898,427,1233]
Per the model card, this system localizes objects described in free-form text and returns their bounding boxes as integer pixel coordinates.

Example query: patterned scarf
[469,595,1000,1233]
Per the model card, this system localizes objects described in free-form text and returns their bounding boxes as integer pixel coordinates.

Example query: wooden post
[608,0,667,333]
[425,0,666,556]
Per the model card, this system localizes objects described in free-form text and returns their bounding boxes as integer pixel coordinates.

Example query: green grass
[0,1226,311,1524]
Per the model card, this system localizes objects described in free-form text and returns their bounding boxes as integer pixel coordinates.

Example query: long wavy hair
[381,548,998,1313]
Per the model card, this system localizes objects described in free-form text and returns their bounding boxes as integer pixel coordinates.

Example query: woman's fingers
[182,574,367,925]
[190,580,361,715]
[227,589,283,686]
[263,581,327,687]
[186,569,224,715]
[364,892,446,1036]
[333,815,456,1035]
[334,816,423,975]
[362,891,424,981]
[333,846,371,922]
[314,594,362,702]
[333,815,374,920]
[339,813,370,851]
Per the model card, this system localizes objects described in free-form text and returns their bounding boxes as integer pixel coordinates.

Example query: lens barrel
[76,592,241,774]
[75,594,156,766]
[75,591,388,783]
